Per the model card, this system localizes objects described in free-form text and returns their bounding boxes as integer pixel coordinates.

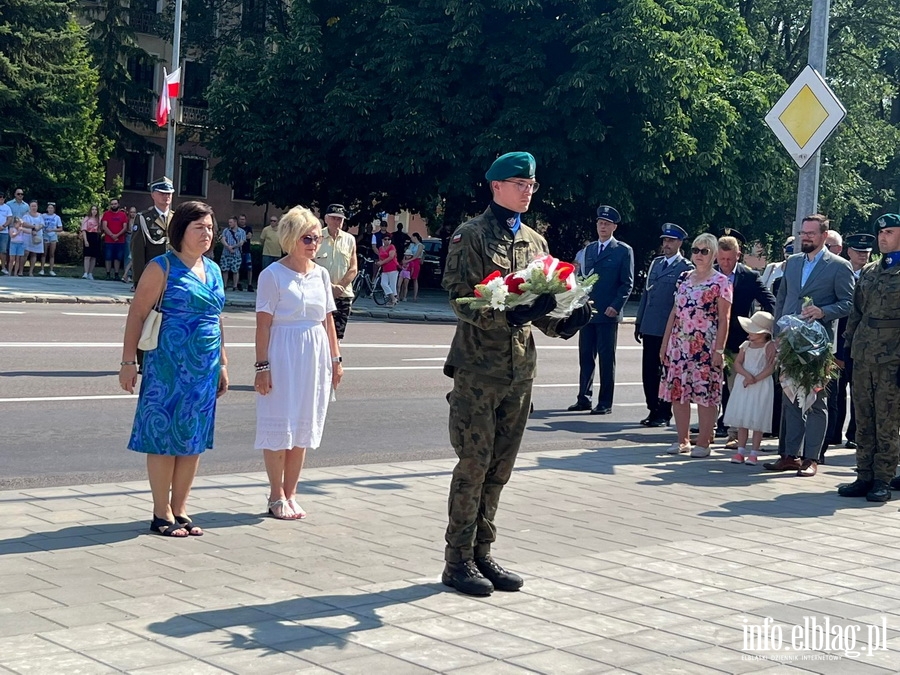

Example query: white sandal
[287,497,307,519]
[267,499,296,520]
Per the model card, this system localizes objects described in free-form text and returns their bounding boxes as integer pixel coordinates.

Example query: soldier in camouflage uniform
[441,152,592,596]
[838,214,900,502]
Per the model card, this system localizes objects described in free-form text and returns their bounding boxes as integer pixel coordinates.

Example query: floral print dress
[660,270,733,407]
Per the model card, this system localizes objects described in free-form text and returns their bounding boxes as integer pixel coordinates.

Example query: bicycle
[351,256,387,305]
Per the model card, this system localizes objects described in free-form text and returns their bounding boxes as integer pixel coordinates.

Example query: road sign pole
[793,0,831,236]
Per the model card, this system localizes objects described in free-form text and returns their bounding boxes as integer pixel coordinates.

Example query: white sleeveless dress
[723,341,774,433]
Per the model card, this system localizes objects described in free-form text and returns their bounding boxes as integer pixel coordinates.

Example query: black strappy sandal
[174,515,203,536]
[150,516,188,537]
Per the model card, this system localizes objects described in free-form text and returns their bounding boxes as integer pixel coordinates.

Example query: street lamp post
[164,0,184,181]
[793,0,831,236]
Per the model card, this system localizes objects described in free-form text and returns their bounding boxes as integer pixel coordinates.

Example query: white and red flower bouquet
[455,255,597,319]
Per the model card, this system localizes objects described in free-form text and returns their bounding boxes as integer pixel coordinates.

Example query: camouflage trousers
[444,368,532,563]
[852,360,900,483]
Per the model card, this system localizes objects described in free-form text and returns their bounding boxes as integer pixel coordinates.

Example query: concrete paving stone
[269,635,379,664]
[653,598,742,622]
[160,567,250,591]
[565,636,670,669]
[638,579,723,600]
[0,542,43,556]
[445,662,542,675]
[175,586,274,612]
[0,574,56,595]
[509,648,615,674]
[0,612,64,638]
[39,623,145,650]
[0,556,55,576]
[229,579,329,604]
[2,651,118,674]
[662,617,745,646]
[35,549,128,571]
[808,572,882,592]
[324,652,434,675]
[827,591,900,614]
[448,630,546,661]
[292,610,382,637]
[35,583,132,607]
[612,606,696,631]
[793,597,887,621]
[126,661,233,675]
[205,649,331,674]
[626,656,730,674]
[387,638,493,672]
[731,585,819,605]
[397,615,487,642]
[342,624,434,651]
[0,591,62,613]
[34,603,135,628]
[678,645,780,673]
[83,639,201,671]
[597,583,681,606]
[152,553,242,573]
[104,594,213,620]
[94,559,184,582]
[0,634,71,663]
[30,566,123,588]
[222,618,331,648]
[616,628,720,656]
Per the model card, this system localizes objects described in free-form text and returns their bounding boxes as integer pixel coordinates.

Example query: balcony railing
[130,10,157,34]
[181,105,209,126]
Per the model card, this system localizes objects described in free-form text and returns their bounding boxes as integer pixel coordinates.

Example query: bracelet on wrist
[120,360,137,366]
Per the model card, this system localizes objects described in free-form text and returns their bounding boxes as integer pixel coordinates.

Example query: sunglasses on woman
[301,235,321,245]
[691,247,711,255]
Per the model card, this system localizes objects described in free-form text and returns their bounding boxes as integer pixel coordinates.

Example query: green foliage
[83,0,158,158]
[0,0,109,217]
[203,0,900,255]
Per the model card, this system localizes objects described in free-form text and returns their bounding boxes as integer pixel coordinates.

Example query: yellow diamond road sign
[765,65,846,169]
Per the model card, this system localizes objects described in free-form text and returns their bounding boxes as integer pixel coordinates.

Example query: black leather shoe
[890,476,900,491]
[567,401,592,412]
[639,416,652,426]
[845,440,858,449]
[474,555,523,591]
[715,426,729,438]
[838,479,873,498]
[866,480,892,502]
[591,406,612,415]
[442,560,493,596]
[646,417,669,428]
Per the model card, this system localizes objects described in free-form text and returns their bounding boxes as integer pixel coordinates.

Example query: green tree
[83,0,158,158]
[0,0,109,215]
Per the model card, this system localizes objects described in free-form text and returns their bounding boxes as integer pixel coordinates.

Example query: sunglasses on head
[691,247,711,255]
[301,235,321,245]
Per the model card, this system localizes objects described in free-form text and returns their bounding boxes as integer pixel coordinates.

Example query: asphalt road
[0,305,667,488]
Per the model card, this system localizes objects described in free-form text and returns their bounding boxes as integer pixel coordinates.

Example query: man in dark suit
[634,223,693,426]
[765,214,855,477]
[568,205,634,415]
[715,232,776,441]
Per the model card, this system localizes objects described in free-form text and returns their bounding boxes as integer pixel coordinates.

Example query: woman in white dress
[254,206,343,520]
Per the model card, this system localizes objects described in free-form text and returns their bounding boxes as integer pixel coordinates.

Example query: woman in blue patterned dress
[119,201,228,537]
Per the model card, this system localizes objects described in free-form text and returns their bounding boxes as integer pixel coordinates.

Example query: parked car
[421,237,443,287]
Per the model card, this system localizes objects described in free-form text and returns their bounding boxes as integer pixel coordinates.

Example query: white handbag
[138,255,170,351]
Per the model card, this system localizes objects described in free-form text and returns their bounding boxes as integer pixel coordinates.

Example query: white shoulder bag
[138,255,171,351]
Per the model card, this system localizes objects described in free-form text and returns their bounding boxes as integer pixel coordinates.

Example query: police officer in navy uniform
[634,223,692,426]
[568,205,634,414]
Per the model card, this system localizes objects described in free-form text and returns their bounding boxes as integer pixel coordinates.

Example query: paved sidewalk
[0,275,641,324]
[2,443,898,674]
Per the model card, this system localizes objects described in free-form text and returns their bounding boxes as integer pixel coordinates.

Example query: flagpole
[164,0,184,180]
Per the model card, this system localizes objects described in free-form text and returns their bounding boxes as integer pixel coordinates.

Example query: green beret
[485,152,536,182]
[875,213,900,231]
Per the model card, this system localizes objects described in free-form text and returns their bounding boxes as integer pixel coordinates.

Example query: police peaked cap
[596,205,621,223]
[660,223,687,240]
[720,228,746,245]
[845,233,875,251]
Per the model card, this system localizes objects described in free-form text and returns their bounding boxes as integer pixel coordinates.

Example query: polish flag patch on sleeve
[452,233,462,243]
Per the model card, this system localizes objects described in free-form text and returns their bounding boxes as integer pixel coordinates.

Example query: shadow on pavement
[0,511,265,555]
[0,370,119,378]
[148,583,445,654]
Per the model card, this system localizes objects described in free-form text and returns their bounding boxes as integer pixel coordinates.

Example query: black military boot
[474,555,523,591]
[442,560,493,596]
[890,476,900,491]
[866,480,892,503]
[837,479,873,498]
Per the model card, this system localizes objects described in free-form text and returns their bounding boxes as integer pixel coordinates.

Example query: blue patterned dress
[129,253,225,455]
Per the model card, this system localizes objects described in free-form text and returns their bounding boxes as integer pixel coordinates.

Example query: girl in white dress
[254,206,343,520]
[723,311,776,465]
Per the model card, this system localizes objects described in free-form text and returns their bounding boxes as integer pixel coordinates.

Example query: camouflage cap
[485,152,536,181]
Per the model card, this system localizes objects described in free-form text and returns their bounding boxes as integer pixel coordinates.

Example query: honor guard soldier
[838,215,900,502]
[634,223,692,426]
[441,151,592,596]
[132,177,173,286]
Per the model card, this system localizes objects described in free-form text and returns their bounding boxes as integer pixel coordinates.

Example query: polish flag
[155,67,182,128]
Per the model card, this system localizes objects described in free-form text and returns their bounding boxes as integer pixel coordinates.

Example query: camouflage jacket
[443,207,560,383]
[846,260,900,365]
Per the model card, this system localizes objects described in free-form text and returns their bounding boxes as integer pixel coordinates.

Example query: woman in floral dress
[659,233,732,458]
